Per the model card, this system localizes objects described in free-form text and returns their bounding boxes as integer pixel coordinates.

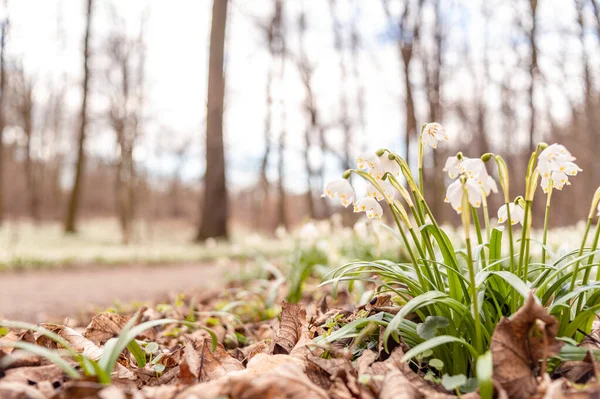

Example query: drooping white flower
[540,171,571,193]
[465,178,484,208]
[370,155,400,179]
[482,175,498,196]
[353,197,384,220]
[366,180,395,202]
[497,202,525,226]
[443,156,462,179]
[322,179,355,207]
[537,144,581,192]
[460,158,487,180]
[444,178,484,214]
[444,179,463,213]
[356,153,380,170]
[422,122,448,149]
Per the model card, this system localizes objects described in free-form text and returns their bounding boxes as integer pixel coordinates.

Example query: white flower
[540,171,571,193]
[482,175,498,196]
[443,156,462,179]
[460,158,487,180]
[444,179,483,214]
[537,143,581,192]
[497,202,525,225]
[356,153,379,170]
[422,122,448,149]
[370,155,400,179]
[366,180,395,202]
[444,179,463,212]
[353,197,384,220]
[322,179,355,207]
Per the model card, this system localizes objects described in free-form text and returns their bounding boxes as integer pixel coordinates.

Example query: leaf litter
[1,278,600,398]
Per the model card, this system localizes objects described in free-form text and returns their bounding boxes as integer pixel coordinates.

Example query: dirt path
[0,263,228,322]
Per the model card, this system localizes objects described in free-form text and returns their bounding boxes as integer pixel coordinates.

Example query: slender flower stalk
[541,183,553,264]
[461,183,483,355]
[571,187,600,294]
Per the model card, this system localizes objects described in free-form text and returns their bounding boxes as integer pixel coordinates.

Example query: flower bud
[588,186,600,220]
[342,169,352,179]
[376,148,386,157]
[480,153,493,162]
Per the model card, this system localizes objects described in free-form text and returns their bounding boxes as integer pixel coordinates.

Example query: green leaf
[402,335,478,363]
[429,358,444,370]
[144,342,159,354]
[417,316,449,340]
[128,340,147,368]
[488,228,503,264]
[0,341,81,379]
[441,373,467,391]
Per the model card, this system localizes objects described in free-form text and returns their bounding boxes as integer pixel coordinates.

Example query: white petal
[465,179,483,208]
[445,179,464,213]
[443,156,462,179]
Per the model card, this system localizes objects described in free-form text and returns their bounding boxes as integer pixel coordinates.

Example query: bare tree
[382,0,420,168]
[105,8,147,244]
[196,0,229,241]
[526,0,538,153]
[64,0,93,233]
[13,68,41,221]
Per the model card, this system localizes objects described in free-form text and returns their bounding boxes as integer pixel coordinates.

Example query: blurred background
[1,0,599,247]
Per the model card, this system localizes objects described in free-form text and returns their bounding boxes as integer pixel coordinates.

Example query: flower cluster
[536,144,582,193]
[443,156,497,214]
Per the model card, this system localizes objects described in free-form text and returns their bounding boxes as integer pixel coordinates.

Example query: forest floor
[0,262,233,323]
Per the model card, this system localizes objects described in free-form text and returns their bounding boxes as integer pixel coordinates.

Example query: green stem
[570,217,593,291]
[466,236,483,355]
[472,207,487,271]
[505,202,517,313]
[541,187,553,265]
[518,200,533,281]
[389,204,428,290]
[576,221,600,312]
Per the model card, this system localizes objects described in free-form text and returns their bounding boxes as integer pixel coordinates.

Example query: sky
[5,0,587,193]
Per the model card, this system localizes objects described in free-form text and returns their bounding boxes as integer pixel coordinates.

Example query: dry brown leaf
[0,381,46,399]
[1,364,65,387]
[491,293,563,399]
[197,338,243,382]
[179,341,200,384]
[177,355,328,399]
[83,312,129,346]
[380,369,421,399]
[273,301,307,355]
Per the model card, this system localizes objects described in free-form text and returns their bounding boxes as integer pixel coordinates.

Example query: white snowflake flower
[422,122,448,149]
[353,197,384,220]
[322,179,355,208]
[370,155,400,180]
[356,153,380,170]
[497,202,525,226]
[443,156,462,179]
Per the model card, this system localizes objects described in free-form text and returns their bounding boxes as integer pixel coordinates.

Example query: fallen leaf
[197,338,243,382]
[0,381,46,399]
[83,312,129,346]
[273,301,307,355]
[491,293,563,399]
[179,341,200,384]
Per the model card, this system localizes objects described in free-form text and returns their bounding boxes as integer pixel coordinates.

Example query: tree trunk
[64,0,93,234]
[527,0,538,153]
[196,0,229,241]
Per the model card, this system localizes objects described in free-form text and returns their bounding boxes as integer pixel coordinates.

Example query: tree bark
[196,0,229,241]
[527,0,538,153]
[64,0,93,233]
